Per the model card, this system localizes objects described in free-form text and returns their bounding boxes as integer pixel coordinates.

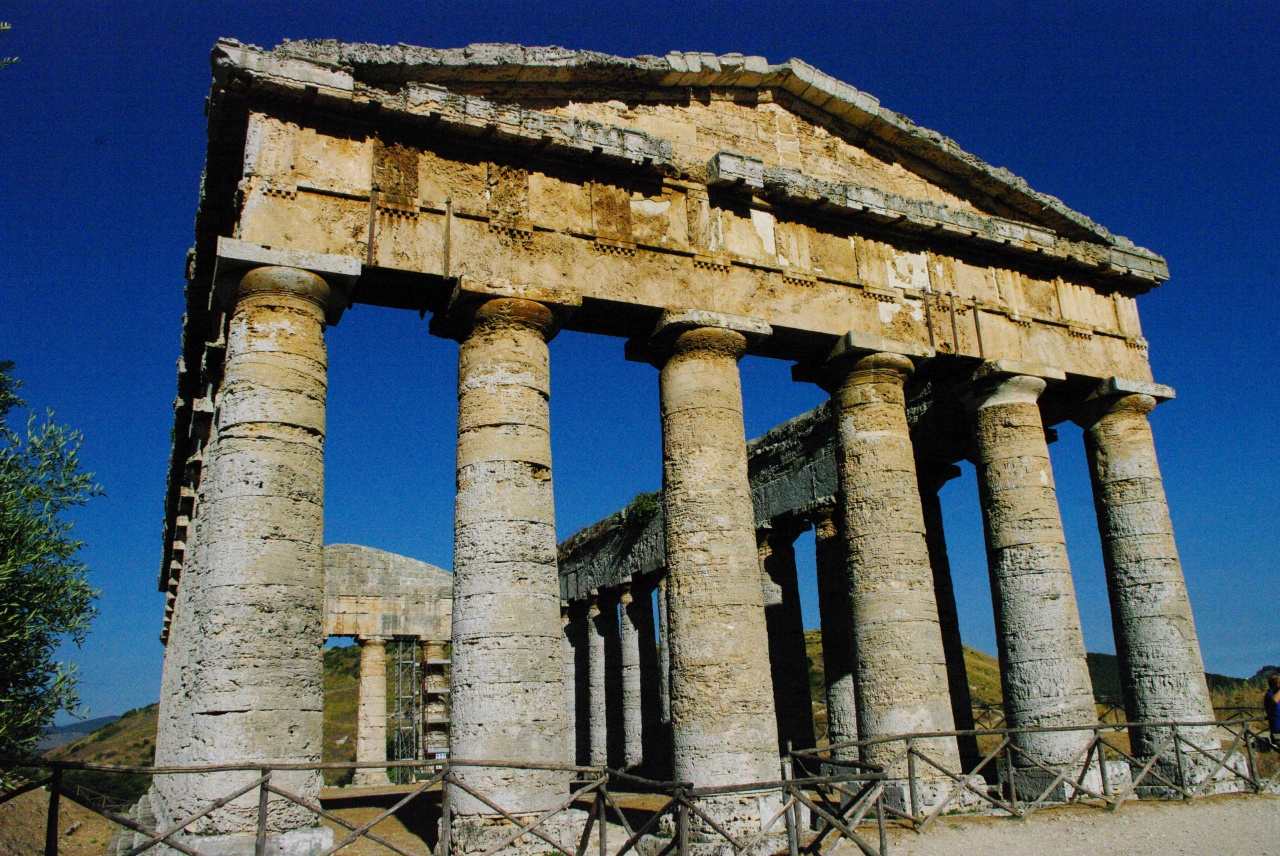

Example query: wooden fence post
[255,768,270,856]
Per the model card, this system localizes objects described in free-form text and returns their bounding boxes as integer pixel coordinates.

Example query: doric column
[153,263,343,853]
[1076,380,1215,775]
[811,504,858,759]
[353,637,390,787]
[825,338,960,787]
[656,576,671,728]
[619,587,645,769]
[758,520,817,753]
[916,464,981,773]
[587,594,609,767]
[652,310,780,788]
[448,297,569,822]
[632,582,668,777]
[966,361,1096,768]
[561,605,579,764]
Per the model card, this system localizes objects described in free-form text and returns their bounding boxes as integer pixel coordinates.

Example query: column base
[448,808,589,856]
[650,793,787,855]
[879,778,982,818]
[154,827,333,856]
[1002,761,1132,803]
[350,769,392,787]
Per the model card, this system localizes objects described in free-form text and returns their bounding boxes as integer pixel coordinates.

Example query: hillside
[40,646,366,808]
[25,636,1269,798]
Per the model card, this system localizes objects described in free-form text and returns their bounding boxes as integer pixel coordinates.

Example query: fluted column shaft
[916,466,981,773]
[354,637,390,786]
[659,326,779,786]
[154,265,332,839]
[812,507,858,759]
[969,372,1095,766]
[758,522,817,752]
[449,297,568,816]
[1080,392,1215,763]
[830,352,959,777]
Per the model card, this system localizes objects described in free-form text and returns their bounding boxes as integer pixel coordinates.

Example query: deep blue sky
[1,2,1276,722]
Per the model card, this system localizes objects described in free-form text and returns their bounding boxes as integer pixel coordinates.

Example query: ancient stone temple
[152,38,1214,852]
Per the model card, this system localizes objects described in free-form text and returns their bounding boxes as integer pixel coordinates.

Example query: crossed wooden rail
[0,755,889,856]
[795,715,1279,833]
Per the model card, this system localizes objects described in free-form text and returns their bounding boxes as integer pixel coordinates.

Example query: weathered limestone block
[827,349,960,789]
[1078,389,1216,779]
[656,319,780,789]
[917,465,981,773]
[353,637,391,786]
[811,506,858,759]
[619,588,645,769]
[757,521,816,753]
[448,297,570,830]
[153,265,336,852]
[967,366,1096,768]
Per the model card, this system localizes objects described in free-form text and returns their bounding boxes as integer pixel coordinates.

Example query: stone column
[656,577,672,728]
[616,588,644,769]
[826,341,960,791]
[561,606,578,764]
[587,594,609,767]
[632,582,669,777]
[966,361,1096,770]
[152,264,339,854]
[811,505,858,759]
[353,637,391,786]
[1077,381,1216,778]
[653,311,780,789]
[448,297,569,829]
[758,521,817,753]
[916,464,981,774]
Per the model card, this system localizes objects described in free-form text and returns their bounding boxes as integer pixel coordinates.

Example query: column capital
[624,308,771,367]
[618,584,633,607]
[213,237,360,325]
[430,276,581,342]
[357,635,388,645]
[1073,376,1175,428]
[792,330,930,387]
[916,461,963,495]
[962,359,1065,411]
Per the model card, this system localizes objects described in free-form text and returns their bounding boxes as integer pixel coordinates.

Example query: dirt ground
[0,788,117,856]
[874,793,1280,856]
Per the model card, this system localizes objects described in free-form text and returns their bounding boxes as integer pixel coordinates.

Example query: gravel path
[875,793,1280,856]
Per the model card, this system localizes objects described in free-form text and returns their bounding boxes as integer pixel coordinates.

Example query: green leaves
[0,360,101,763]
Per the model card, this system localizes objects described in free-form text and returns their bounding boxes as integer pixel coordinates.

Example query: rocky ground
[878,793,1280,856]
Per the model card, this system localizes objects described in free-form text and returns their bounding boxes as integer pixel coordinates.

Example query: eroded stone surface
[448,297,569,822]
[969,373,1096,766]
[829,351,960,782]
[658,325,780,788]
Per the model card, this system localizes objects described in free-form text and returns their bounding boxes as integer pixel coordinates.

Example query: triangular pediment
[262,40,1148,255]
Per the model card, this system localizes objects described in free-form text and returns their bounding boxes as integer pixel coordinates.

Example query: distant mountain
[36,715,121,752]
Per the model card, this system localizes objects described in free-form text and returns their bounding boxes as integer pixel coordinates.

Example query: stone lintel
[1088,375,1176,403]
[429,275,582,341]
[707,151,765,191]
[212,237,361,325]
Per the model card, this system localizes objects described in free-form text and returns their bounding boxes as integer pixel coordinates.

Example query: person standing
[1264,674,1280,750]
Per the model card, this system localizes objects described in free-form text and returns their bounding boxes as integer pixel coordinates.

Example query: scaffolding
[389,637,423,784]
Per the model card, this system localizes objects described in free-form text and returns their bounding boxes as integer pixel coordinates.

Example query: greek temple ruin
[149,37,1217,853]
